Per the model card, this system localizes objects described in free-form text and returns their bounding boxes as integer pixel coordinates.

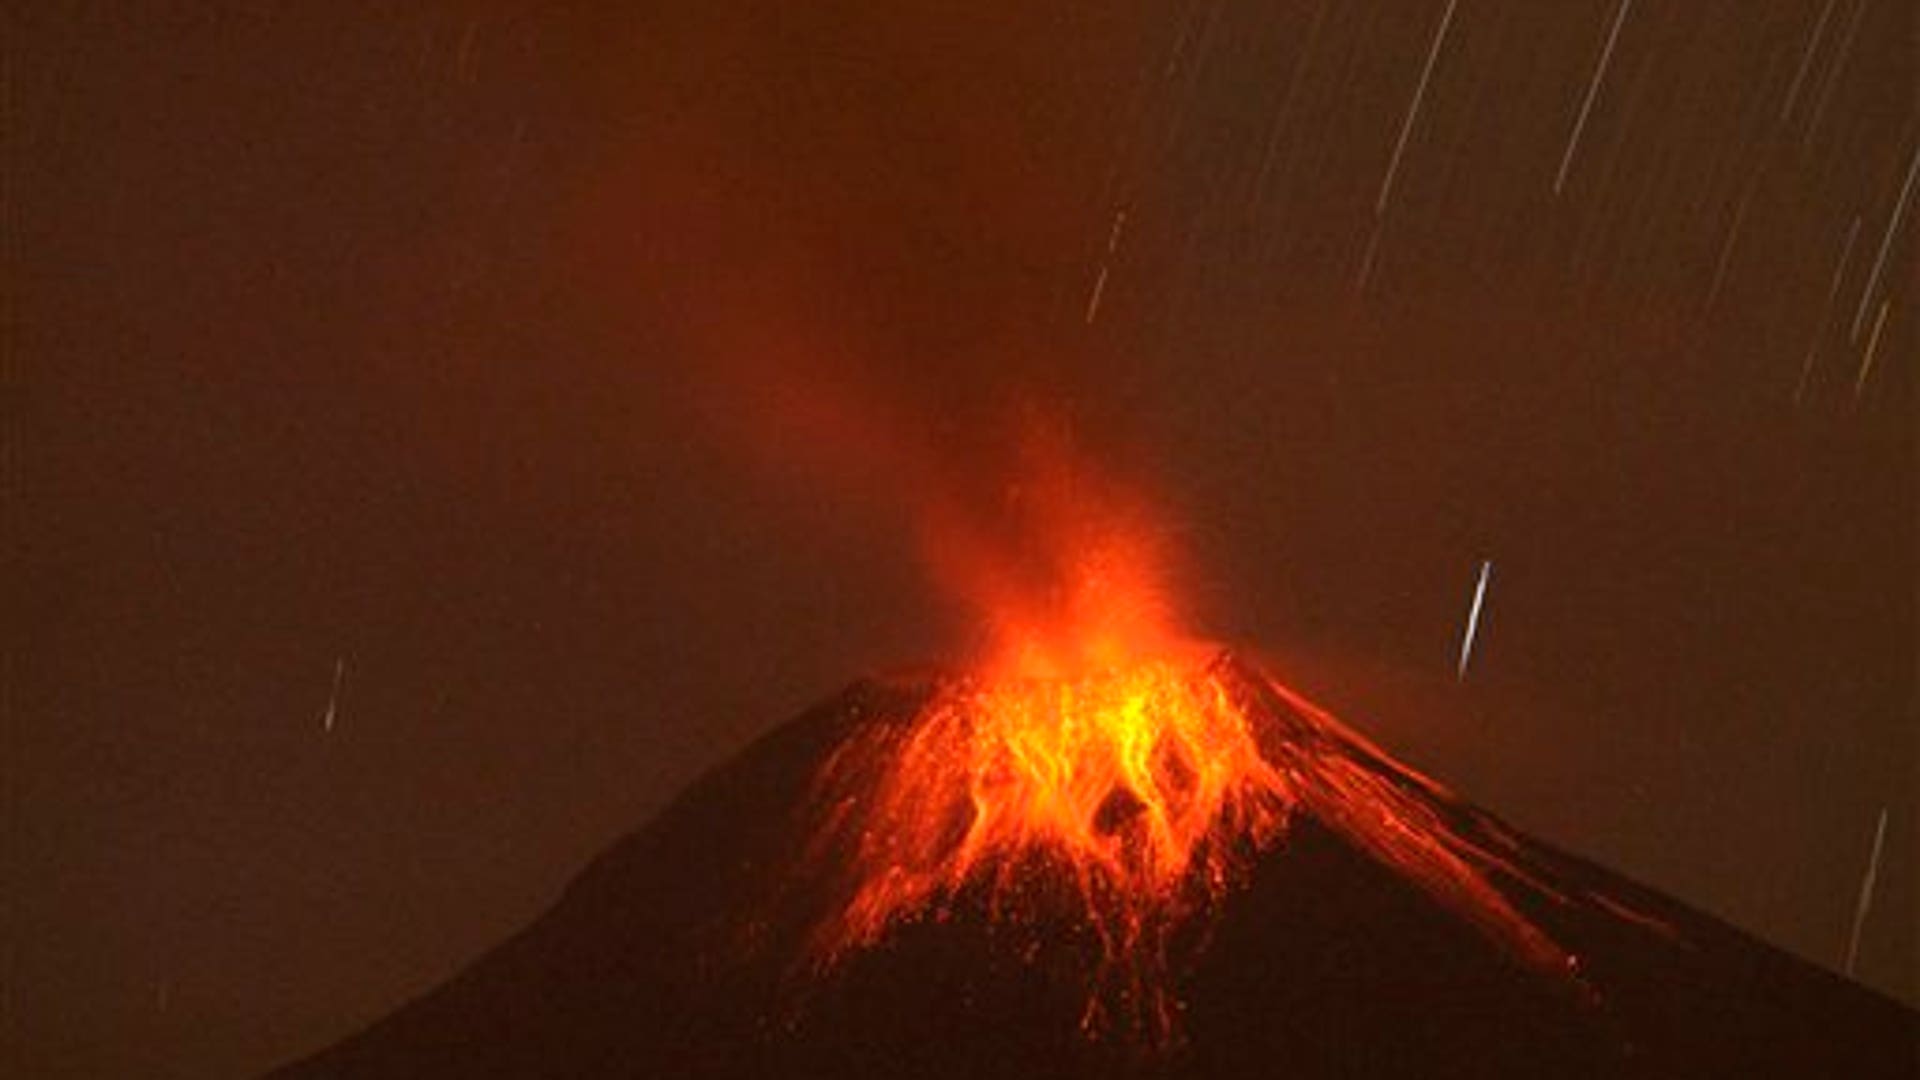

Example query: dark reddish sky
[8,2,1913,1076]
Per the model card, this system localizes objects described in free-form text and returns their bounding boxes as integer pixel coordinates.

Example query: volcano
[270,652,1913,1079]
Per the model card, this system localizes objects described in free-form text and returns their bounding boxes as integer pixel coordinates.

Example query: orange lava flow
[805,653,1585,1041]
[810,656,1289,1036]
[900,663,1283,908]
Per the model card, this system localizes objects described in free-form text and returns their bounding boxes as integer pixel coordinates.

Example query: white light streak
[1085,209,1129,325]
[1084,266,1110,325]
[1356,217,1385,295]
[1555,0,1633,196]
[322,656,345,733]
[1844,806,1888,977]
[1802,0,1867,150]
[1779,0,1837,122]
[1851,299,1891,400]
[1377,0,1458,217]
[1456,559,1493,680]
[1705,184,1757,310]
[1850,142,1920,341]
[1795,215,1862,405]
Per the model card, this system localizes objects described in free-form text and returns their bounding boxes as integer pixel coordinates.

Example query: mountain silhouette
[271,655,1914,1078]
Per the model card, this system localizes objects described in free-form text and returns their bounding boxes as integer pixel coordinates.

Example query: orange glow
[800,428,1583,1042]
[807,650,1582,1041]
[813,656,1290,1036]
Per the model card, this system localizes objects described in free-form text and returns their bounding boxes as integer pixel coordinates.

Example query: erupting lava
[849,659,1287,927]
[813,656,1291,1035]
[800,439,1579,1043]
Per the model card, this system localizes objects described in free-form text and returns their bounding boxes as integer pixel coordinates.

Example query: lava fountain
[797,434,1580,1044]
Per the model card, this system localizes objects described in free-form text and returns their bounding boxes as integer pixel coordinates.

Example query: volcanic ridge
[272,651,1915,1079]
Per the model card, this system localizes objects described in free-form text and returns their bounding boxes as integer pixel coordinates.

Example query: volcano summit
[272,651,1913,1079]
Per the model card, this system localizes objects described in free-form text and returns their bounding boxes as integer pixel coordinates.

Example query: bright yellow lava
[858,662,1284,918]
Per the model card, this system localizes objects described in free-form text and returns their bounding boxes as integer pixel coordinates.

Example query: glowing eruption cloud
[799,445,1584,1043]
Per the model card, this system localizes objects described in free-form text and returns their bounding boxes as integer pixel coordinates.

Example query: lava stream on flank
[803,649,1582,1043]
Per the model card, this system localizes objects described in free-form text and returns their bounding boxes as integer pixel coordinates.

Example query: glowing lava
[812,655,1289,1033]
[806,648,1584,1042]
[799,431,1584,1043]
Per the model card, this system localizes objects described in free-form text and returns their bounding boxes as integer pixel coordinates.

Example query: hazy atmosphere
[9,2,1913,1075]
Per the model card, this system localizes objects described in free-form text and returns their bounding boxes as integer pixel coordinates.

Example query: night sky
[9,2,1914,1076]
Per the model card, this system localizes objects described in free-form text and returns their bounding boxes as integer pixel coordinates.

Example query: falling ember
[798,442,1582,1044]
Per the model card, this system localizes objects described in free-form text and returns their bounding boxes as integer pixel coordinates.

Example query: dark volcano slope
[271,670,1915,1079]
